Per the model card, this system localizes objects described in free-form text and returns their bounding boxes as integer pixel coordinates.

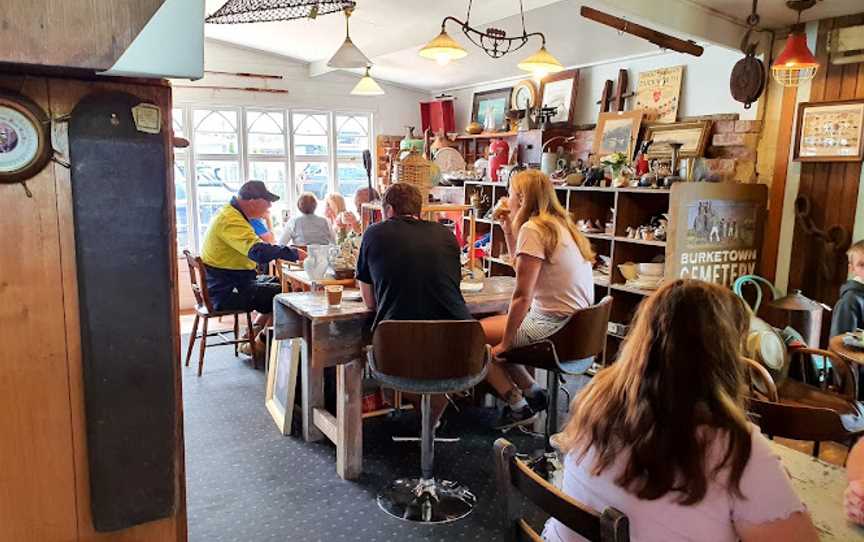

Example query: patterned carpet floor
[181,336,577,542]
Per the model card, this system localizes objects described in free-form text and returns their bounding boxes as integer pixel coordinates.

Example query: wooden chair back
[550,296,613,362]
[742,356,779,402]
[183,250,214,312]
[494,438,629,542]
[372,320,487,381]
[748,397,854,443]
[790,347,857,401]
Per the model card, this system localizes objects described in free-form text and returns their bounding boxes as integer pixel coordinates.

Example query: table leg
[301,340,325,442]
[336,359,364,480]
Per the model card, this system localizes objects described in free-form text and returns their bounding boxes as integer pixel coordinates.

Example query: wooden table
[279,267,356,293]
[272,277,514,480]
[829,334,864,399]
[769,441,864,541]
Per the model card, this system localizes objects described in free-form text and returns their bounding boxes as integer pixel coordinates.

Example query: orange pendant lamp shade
[771,30,818,87]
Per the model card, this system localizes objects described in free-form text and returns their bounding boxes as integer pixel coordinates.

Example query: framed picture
[794,99,864,162]
[634,66,684,123]
[540,69,580,126]
[593,110,643,158]
[471,87,512,132]
[265,338,302,436]
[644,120,712,159]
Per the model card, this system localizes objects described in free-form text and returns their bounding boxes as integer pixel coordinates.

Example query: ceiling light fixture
[771,0,820,87]
[206,0,355,24]
[351,66,385,96]
[419,0,563,77]
[327,5,371,68]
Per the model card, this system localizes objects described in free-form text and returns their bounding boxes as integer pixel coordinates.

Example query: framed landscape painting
[265,338,302,436]
[471,87,512,132]
[593,110,643,158]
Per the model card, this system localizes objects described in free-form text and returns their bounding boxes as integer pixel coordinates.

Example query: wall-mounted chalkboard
[69,91,176,532]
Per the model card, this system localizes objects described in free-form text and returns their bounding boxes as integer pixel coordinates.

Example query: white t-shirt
[515,220,594,316]
[543,425,807,542]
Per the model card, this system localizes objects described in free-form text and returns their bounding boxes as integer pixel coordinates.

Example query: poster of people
[676,198,760,287]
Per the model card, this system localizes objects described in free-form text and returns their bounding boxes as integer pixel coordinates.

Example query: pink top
[543,425,806,542]
[515,220,594,316]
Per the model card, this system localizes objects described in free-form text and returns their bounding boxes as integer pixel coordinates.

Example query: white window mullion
[329,112,337,196]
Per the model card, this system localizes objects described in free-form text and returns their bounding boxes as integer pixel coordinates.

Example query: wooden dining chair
[743,356,864,458]
[494,438,629,542]
[183,250,255,377]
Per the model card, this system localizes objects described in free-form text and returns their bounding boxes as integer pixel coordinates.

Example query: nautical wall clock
[0,91,52,184]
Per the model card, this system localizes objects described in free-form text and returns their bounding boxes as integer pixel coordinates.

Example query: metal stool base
[377,478,476,524]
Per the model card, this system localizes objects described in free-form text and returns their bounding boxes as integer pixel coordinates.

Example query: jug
[303,244,330,280]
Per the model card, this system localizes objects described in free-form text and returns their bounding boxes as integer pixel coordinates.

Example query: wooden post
[336,359,363,480]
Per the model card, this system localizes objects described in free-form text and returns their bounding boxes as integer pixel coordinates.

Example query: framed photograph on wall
[593,110,643,159]
[644,120,712,159]
[794,99,864,162]
[540,69,580,126]
[265,337,302,436]
[471,87,512,132]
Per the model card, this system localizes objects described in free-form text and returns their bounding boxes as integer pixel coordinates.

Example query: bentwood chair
[499,296,613,450]
[744,356,864,458]
[367,320,490,524]
[494,438,630,542]
[183,250,255,377]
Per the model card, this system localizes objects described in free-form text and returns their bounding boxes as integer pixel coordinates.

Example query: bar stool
[367,320,490,524]
[499,296,613,451]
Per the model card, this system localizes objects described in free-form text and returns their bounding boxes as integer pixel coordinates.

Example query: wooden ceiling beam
[580,6,704,57]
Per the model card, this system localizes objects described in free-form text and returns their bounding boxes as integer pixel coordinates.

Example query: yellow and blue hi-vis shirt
[201,199,298,303]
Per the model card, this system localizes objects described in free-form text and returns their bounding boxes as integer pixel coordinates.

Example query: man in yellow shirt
[201,181,304,330]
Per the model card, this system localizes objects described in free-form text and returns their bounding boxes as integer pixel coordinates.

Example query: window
[247,110,289,229]
[292,113,330,214]
[335,114,371,214]
[173,107,191,253]
[172,105,373,254]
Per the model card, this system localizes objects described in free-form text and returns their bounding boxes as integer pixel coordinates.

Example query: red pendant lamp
[771,1,819,87]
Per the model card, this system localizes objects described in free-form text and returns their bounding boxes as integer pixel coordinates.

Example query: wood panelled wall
[788,13,864,310]
[0,74,185,541]
[0,0,165,70]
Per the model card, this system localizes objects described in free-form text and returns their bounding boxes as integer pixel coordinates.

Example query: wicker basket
[395,150,433,202]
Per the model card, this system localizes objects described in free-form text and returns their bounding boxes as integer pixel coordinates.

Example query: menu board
[634,66,684,123]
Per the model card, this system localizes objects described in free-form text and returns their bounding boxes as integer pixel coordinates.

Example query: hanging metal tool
[730,0,767,109]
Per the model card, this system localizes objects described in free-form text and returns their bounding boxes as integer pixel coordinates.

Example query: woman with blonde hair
[483,169,595,429]
[545,279,818,542]
[324,192,360,236]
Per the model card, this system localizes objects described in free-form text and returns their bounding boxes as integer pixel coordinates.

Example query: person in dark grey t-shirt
[356,182,471,427]
[356,183,470,329]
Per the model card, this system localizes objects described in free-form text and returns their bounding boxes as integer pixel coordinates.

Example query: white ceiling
[203,0,864,91]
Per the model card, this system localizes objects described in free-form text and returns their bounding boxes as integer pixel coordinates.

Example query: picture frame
[593,110,643,159]
[644,120,712,159]
[471,87,512,132]
[794,99,864,162]
[540,69,580,127]
[264,337,302,436]
[634,65,684,123]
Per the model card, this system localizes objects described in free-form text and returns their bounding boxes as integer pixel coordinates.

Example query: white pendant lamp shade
[327,37,371,68]
[517,46,564,78]
[327,7,371,69]
[351,66,385,96]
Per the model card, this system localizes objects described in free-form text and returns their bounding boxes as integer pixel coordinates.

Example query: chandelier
[771,0,820,87]
[206,0,355,24]
[419,0,563,77]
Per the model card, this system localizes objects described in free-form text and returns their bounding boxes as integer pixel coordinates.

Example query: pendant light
[327,6,371,69]
[419,1,563,77]
[771,1,819,87]
[351,66,385,96]
[418,29,468,66]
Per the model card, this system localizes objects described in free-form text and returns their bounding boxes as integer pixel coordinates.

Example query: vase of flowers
[600,152,630,187]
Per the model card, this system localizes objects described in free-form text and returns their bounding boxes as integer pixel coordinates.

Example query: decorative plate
[511,79,538,111]
[0,91,52,184]
[433,146,466,173]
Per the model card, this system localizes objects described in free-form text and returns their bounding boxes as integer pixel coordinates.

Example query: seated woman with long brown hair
[482,170,595,430]
[544,279,818,542]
